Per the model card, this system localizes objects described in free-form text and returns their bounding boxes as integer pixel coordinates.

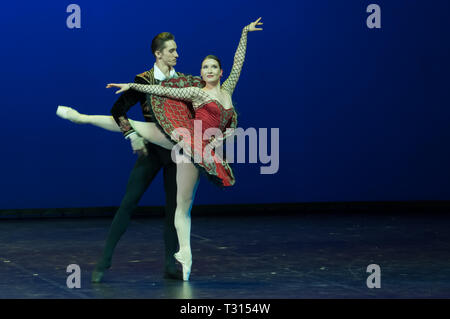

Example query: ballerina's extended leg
[56,106,174,149]
[57,106,120,131]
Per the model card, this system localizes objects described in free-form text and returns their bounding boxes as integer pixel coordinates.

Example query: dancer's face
[201,59,223,84]
[156,40,178,67]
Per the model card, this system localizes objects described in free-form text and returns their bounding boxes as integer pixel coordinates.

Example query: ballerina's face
[156,40,179,67]
[201,59,223,84]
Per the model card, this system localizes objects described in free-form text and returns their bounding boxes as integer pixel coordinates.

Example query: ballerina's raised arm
[107,17,262,101]
[221,17,263,96]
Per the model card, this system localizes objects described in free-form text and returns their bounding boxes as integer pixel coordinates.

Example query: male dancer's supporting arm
[110,76,150,155]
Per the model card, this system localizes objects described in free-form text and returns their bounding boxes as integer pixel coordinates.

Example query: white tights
[75,113,199,264]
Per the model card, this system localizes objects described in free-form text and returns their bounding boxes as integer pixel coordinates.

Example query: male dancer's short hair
[151,32,175,57]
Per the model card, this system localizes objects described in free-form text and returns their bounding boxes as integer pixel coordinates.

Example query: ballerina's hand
[247,17,263,32]
[106,83,130,94]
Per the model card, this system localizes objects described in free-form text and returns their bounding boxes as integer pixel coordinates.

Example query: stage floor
[1,212,449,298]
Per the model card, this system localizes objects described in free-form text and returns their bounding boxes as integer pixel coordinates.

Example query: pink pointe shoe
[56,106,85,124]
[174,250,192,281]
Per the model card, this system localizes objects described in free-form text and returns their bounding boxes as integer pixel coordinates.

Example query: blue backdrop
[1,0,449,209]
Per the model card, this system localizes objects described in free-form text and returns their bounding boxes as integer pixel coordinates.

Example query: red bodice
[194,100,235,133]
[150,77,237,187]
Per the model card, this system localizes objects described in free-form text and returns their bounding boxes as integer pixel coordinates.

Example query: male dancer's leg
[92,148,162,282]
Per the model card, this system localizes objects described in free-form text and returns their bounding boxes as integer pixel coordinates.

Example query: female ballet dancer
[57,18,263,280]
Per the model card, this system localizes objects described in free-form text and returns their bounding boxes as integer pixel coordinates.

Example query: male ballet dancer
[91,32,202,282]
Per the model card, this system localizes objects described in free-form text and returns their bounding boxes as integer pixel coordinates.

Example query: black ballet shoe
[91,269,105,283]
[91,261,111,283]
[163,267,184,280]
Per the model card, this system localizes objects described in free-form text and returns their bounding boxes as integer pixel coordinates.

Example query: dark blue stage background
[1,0,449,209]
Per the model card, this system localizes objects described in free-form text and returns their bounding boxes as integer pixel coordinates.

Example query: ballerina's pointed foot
[174,250,192,281]
[56,105,87,124]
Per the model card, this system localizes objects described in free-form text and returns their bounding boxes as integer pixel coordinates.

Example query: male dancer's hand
[126,132,148,156]
[210,136,224,149]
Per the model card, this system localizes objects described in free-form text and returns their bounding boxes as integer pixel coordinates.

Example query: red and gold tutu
[148,76,238,187]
